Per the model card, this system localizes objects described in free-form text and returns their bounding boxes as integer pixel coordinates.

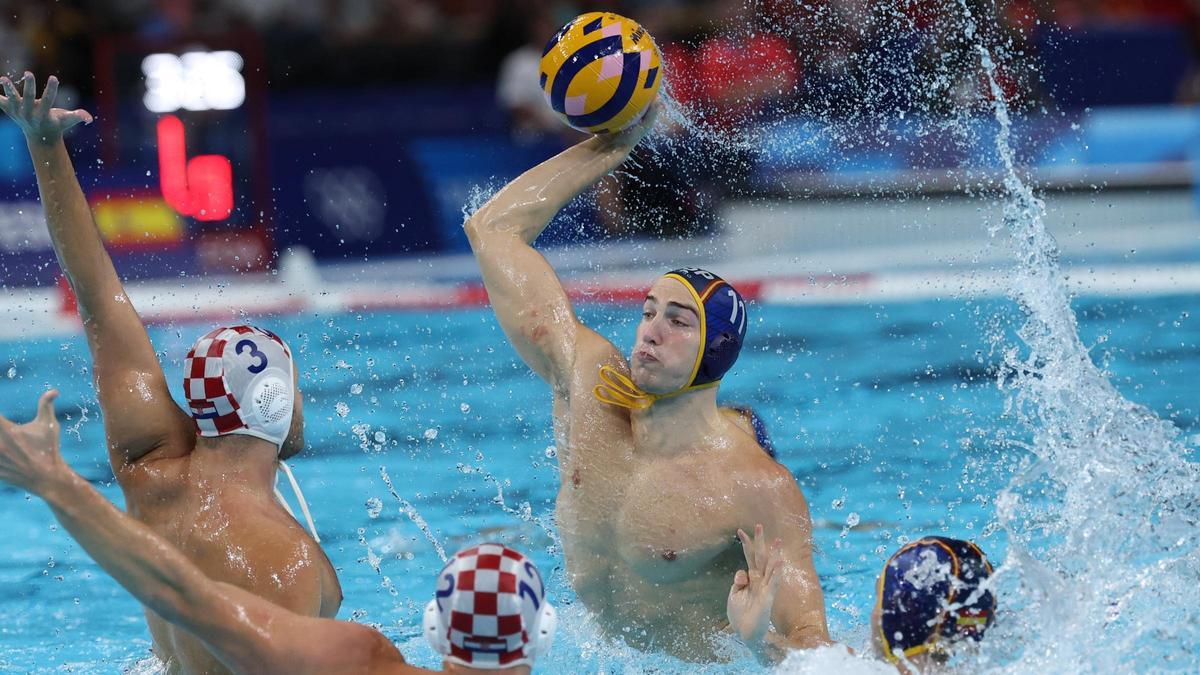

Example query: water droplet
[846,512,860,528]
[6,367,14,379]
[423,428,438,440]
[373,430,386,443]
[350,383,363,395]
[365,497,383,519]
[460,402,471,414]
[334,402,349,418]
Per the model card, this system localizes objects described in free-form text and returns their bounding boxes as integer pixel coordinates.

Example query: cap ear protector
[248,367,293,441]
[424,594,450,656]
[529,602,557,658]
[699,330,741,384]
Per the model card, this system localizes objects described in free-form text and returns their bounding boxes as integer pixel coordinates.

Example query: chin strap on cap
[591,364,719,410]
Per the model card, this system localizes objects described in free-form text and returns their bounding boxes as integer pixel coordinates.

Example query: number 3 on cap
[235,339,268,374]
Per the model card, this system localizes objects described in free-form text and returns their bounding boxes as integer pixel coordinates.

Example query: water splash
[952,3,1200,671]
[357,526,399,598]
[456,461,561,553]
[379,466,448,562]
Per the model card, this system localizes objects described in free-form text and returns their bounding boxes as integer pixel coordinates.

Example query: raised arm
[0,73,190,470]
[463,105,658,389]
[0,392,418,675]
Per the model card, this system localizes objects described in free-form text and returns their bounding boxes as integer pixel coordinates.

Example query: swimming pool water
[0,295,1195,673]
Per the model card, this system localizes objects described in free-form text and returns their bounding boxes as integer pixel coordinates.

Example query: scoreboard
[91,31,274,274]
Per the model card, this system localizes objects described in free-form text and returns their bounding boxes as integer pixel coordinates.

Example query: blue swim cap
[876,536,995,663]
[592,268,748,411]
[661,268,748,389]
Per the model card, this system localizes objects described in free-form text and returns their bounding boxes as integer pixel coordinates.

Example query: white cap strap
[274,459,320,543]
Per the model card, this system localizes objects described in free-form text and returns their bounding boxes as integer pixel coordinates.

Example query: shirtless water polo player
[465,103,829,658]
[0,73,341,672]
[0,390,560,673]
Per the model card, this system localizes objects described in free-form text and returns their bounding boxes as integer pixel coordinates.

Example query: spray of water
[455,2,1198,670]
[379,465,448,562]
[953,3,1200,671]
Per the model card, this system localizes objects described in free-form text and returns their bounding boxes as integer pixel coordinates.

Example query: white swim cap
[183,325,296,450]
[424,544,557,669]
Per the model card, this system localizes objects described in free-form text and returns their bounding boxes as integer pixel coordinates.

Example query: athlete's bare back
[121,436,341,673]
[0,72,340,674]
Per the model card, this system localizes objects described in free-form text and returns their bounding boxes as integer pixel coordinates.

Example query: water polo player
[0,73,340,673]
[873,537,996,670]
[465,99,829,657]
[0,395,554,673]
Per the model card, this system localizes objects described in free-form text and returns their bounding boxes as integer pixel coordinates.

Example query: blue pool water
[0,295,1195,672]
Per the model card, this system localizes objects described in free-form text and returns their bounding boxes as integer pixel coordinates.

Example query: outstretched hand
[0,390,66,493]
[727,523,785,646]
[0,72,93,145]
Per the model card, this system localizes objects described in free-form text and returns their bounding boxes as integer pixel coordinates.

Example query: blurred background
[0,4,1197,671]
[0,0,1197,323]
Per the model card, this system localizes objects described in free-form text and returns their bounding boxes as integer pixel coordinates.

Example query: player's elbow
[463,209,498,248]
[463,213,483,243]
[779,624,832,650]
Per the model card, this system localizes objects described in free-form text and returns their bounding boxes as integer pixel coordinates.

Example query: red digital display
[156,114,234,221]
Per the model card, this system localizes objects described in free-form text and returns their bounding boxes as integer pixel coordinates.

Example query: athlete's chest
[612,460,744,580]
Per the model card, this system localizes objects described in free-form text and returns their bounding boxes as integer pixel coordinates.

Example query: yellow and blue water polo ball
[540,12,662,135]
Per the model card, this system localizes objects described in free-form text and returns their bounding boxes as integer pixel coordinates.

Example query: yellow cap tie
[591,364,719,410]
[592,364,659,410]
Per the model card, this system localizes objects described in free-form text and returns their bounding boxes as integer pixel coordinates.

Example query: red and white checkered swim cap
[424,544,557,669]
[183,325,296,450]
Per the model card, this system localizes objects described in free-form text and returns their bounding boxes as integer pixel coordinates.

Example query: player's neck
[632,386,723,455]
[191,435,279,493]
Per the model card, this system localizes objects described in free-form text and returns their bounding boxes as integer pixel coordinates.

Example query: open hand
[0,72,93,145]
[0,390,66,493]
[727,523,785,646]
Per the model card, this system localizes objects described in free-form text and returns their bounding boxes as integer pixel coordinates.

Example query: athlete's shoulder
[723,436,801,495]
